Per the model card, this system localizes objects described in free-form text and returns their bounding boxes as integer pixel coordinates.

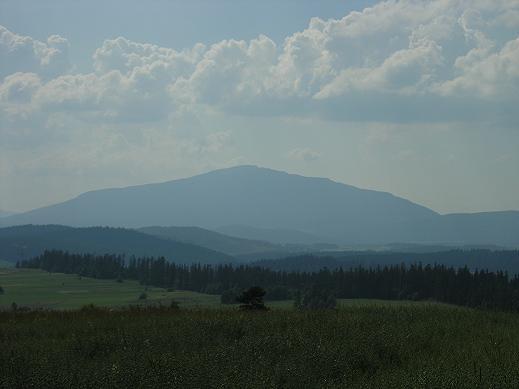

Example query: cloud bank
[1,0,518,126]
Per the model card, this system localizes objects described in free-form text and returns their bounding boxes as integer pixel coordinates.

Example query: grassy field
[2,303,519,387]
[0,268,426,311]
[0,268,220,309]
[2,268,519,386]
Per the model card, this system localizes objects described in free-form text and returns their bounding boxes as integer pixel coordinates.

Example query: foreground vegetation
[2,304,519,387]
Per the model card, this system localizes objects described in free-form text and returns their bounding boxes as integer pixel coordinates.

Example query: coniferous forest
[18,250,519,311]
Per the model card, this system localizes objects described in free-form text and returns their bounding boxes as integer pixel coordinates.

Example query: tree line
[18,249,519,310]
[253,249,519,274]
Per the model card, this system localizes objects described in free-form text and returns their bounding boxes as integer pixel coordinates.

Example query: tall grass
[1,304,519,388]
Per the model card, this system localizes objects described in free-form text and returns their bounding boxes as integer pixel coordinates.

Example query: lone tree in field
[237,286,268,310]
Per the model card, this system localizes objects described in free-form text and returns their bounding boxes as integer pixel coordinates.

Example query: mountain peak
[1,167,518,246]
[0,166,440,244]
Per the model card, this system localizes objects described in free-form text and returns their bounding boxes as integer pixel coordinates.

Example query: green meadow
[0,260,13,268]
[3,268,519,387]
[0,268,427,310]
[0,268,220,310]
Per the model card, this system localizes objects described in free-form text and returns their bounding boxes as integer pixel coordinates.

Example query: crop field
[2,303,519,387]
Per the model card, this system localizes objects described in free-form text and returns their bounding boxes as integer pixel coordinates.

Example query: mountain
[407,211,519,246]
[138,226,280,256]
[0,210,16,218]
[0,166,437,243]
[1,166,518,246]
[0,225,234,264]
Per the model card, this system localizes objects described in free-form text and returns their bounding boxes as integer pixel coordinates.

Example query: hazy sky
[1,0,518,214]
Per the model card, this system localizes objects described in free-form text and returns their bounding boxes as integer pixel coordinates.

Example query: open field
[0,268,431,311]
[2,303,519,387]
[2,269,519,387]
[0,268,220,310]
[0,260,13,268]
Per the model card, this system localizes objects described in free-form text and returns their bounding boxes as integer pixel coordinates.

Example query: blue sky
[1,0,518,214]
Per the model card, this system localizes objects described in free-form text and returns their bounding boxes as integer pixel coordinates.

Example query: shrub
[0,285,4,295]
[237,286,268,310]
[139,292,148,300]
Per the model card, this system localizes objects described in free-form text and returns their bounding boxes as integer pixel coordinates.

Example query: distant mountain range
[214,225,329,245]
[0,225,233,264]
[1,166,518,246]
[0,210,17,218]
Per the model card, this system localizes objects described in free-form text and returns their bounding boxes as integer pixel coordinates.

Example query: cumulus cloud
[1,0,519,127]
[0,26,70,79]
[435,37,519,98]
[0,72,42,122]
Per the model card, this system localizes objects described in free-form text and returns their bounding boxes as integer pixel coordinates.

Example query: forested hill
[0,225,234,264]
[138,226,281,256]
[253,250,519,274]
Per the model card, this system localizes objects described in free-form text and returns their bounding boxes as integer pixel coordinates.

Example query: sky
[1,0,518,214]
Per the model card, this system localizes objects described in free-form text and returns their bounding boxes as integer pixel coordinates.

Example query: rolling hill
[214,225,329,245]
[138,226,280,256]
[0,225,233,264]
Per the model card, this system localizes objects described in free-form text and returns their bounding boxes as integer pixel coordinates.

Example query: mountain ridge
[0,224,234,264]
[1,166,518,246]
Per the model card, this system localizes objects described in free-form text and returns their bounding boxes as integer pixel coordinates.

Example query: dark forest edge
[16,249,519,311]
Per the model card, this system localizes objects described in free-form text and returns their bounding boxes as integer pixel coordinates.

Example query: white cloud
[434,37,519,98]
[0,26,70,79]
[2,1,518,127]
[171,35,277,107]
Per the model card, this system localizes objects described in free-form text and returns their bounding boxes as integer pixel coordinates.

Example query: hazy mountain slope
[138,226,280,256]
[215,225,328,245]
[0,225,234,264]
[0,210,16,218]
[0,166,439,244]
[2,166,518,246]
[406,211,519,247]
